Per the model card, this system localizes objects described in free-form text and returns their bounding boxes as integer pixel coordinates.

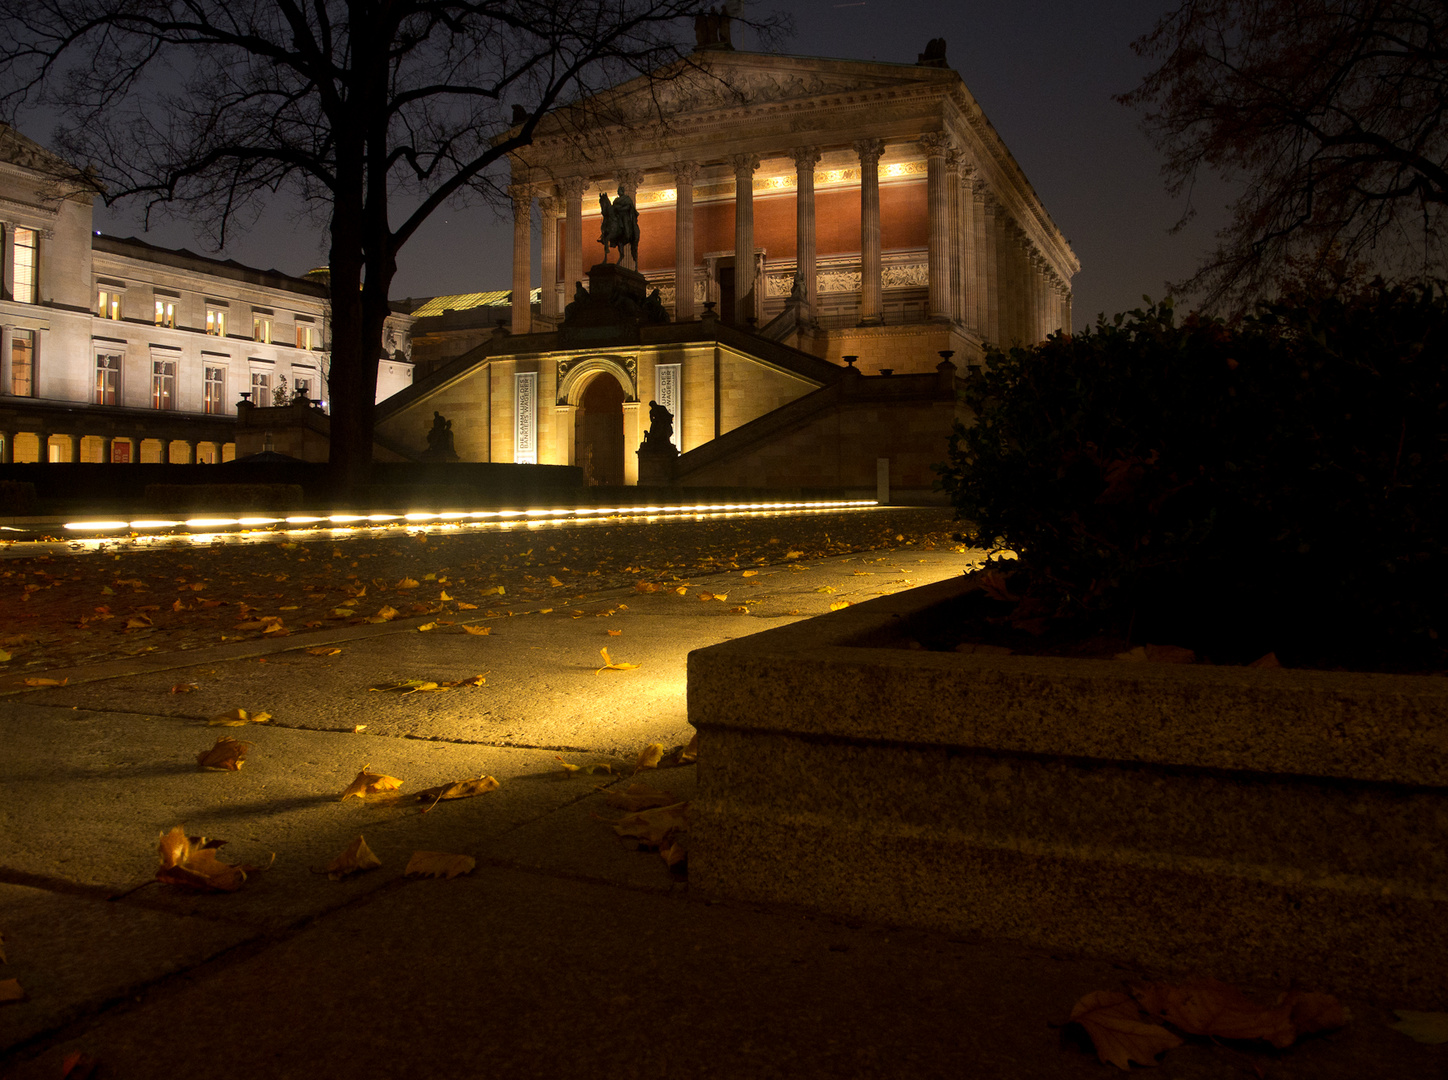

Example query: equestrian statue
[598,187,640,268]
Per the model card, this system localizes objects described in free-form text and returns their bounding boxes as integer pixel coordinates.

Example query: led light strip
[60,499,878,541]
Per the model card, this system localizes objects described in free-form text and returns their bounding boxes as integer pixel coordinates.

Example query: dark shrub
[935,287,1448,670]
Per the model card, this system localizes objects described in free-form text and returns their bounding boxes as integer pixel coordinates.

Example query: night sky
[87,0,1233,330]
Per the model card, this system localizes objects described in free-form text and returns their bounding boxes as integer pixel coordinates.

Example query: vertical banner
[514,371,538,463]
[655,363,682,451]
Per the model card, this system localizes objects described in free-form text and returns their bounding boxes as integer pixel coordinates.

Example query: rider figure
[599,186,640,267]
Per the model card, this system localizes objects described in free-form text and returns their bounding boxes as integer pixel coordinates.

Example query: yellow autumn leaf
[405,851,476,879]
[1070,990,1183,1069]
[125,615,153,629]
[439,590,453,602]
[0,649,10,662]
[416,622,437,632]
[154,826,264,892]
[634,743,664,772]
[674,586,688,596]
[23,677,68,687]
[340,765,404,800]
[729,606,749,614]
[607,629,623,636]
[461,625,491,636]
[196,736,250,771]
[415,776,500,811]
[816,585,837,594]
[207,708,271,727]
[741,570,758,577]
[634,581,660,593]
[0,978,23,1003]
[479,585,505,596]
[829,600,852,611]
[326,835,382,880]
[547,576,564,587]
[455,601,478,610]
[353,724,367,733]
[170,682,198,694]
[366,605,400,623]
[307,647,342,656]
[331,608,356,618]
[596,647,640,674]
[396,577,420,589]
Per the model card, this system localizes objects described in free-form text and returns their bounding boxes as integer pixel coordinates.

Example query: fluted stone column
[616,169,643,272]
[1064,291,1073,335]
[971,180,989,337]
[509,184,533,334]
[920,133,953,321]
[561,176,588,298]
[64,433,79,462]
[183,440,197,464]
[1,432,14,464]
[730,153,760,325]
[959,165,978,331]
[538,195,560,324]
[791,146,822,321]
[983,195,1001,345]
[158,438,172,464]
[35,432,51,464]
[853,138,885,325]
[673,161,701,321]
[99,435,113,463]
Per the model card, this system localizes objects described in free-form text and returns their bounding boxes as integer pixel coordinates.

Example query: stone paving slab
[0,884,255,1054]
[4,865,1441,1080]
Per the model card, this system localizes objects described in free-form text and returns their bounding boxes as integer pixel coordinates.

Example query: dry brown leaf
[1284,991,1352,1037]
[125,615,154,629]
[455,601,478,610]
[331,607,356,618]
[673,586,688,596]
[660,838,687,868]
[547,575,564,587]
[196,736,250,771]
[405,851,475,878]
[1070,990,1182,1069]
[741,569,758,577]
[634,581,660,593]
[416,622,437,632]
[634,743,665,772]
[352,724,367,734]
[461,625,492,636]
[415,775,500,811]
[479,585,505,597]
[612,801,689,847]
[1131,978,1346,1049]
[729,606,749,614]
[365,605,400,624]
[207,708,271,727]
[170,682,198,694]
[606,629,623,636]
[307,647,342,656]
[1250,652,1282,669]
[0,978,22,1003]
[596,647,640,674]
[326,835,382,880]
[154,826,264,892]
[22,677,67,687]
[340,765,403,800]
[396,577,420,589]
[829,600,852,611]
[604,781,680,812]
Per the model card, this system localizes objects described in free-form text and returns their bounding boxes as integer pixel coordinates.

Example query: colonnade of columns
[509,130,1072,347]
[0,430,229,464]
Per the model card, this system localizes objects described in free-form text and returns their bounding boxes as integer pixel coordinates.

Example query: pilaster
[561,176,588,298]
[983,195,1001,345]
[509,184,533,334]
[673,161,701,321]
[791,146,822,321]
[920,133,953,321]
[538,194,560,323]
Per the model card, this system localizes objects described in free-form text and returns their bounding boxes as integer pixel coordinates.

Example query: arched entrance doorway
[575,374,626,485]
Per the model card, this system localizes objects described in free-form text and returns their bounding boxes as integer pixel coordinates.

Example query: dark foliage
[935,287,1448,670]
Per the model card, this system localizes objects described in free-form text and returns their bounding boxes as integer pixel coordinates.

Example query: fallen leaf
[557,755,618,775]
[660,838,687,868]
[154,826,264,892]
[607,629,623,636]
[548,575,564,587]
[596,647,640,674]
[365,605,400,624]
[352,724,366,733]
[1130,978,1347,1048]
[634,581,660,593]
[405,851,475,879]
[23,677,67,687]
[456,601,478,610]
[439,590,453,601]
[729,606,749,614]
[612,801,688,846]
[0,649,9,662]
[785,550,803,559]
[196,736,250,771]
[170,682,198,694]
[1114,644,1196,664]
[340,765,403,800]
[307,647,342,656]
[59,1050,100,1079]
[816,585,837,594]
[0,978,22,1003]
[1390,1010,1448,1044]
[1250,652,1282,669]
[326,835,382,880]
[662,732,699,767]
[207,708,271,727]
[479,585,505,597]
[125,615,153,629]
[829,600,852,611]
[415,775,500,811]
[331,607,356,617]
[634,743,664,772]
[741,570,758,577]
[604,781,680,812]
[1070,990,1182,1069]
[396,577,420,589]
[674,586,688,596]
[416,622,437,632]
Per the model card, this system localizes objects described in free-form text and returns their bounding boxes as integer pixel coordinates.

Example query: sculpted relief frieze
[609,68,918,125]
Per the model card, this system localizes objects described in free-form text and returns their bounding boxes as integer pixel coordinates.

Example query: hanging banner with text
[514,371,537,463]
[655,363,681,451]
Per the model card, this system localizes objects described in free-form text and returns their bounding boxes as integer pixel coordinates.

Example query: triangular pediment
[0,124,75,175]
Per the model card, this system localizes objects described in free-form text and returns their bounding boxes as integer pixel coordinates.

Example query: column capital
[507,184,534,213]
[852,138,885,165]
[559,175,589,200]
[729,153,760,178]
[918,131,953,159]
[615,169,644,196]
[790,145,823,171]
[537,195,559,217]
[945,148,964,175]
[673,160,703,186]
[982,191,999,215]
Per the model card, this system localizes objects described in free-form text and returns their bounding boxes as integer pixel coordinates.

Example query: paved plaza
[0,507,1440,1078]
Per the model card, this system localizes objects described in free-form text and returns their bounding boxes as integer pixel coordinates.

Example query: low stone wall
[687,575,1448,1005]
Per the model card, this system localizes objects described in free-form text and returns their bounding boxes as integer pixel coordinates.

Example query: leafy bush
[935,287,1448,670]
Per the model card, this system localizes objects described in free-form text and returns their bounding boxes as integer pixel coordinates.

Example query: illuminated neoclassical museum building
[382,31,1078,497]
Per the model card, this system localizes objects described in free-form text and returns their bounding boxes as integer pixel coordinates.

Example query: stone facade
[0,124,414,466]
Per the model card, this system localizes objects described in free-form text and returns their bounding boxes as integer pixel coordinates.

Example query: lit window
[10,329,34,395]
[204,366,226,414]
[95,352,121,405]
[154,298,176,328]
[296,324,318,350]
[250,371,270,407]
[11,227,37,304]
[97,289,122,320]
[151,358,176,409]
[206,307,227,336]
[253,314,272,343]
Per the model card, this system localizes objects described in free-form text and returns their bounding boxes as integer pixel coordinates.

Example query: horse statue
[598,187,640,268]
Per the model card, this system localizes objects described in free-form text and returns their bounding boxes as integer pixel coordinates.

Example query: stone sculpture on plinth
[421,410,459,461]
[637,400,679,486]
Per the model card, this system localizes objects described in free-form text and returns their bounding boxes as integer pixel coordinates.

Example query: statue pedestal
[636,442,679,486]
[587,262,648,306]
[560,262,667,344]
